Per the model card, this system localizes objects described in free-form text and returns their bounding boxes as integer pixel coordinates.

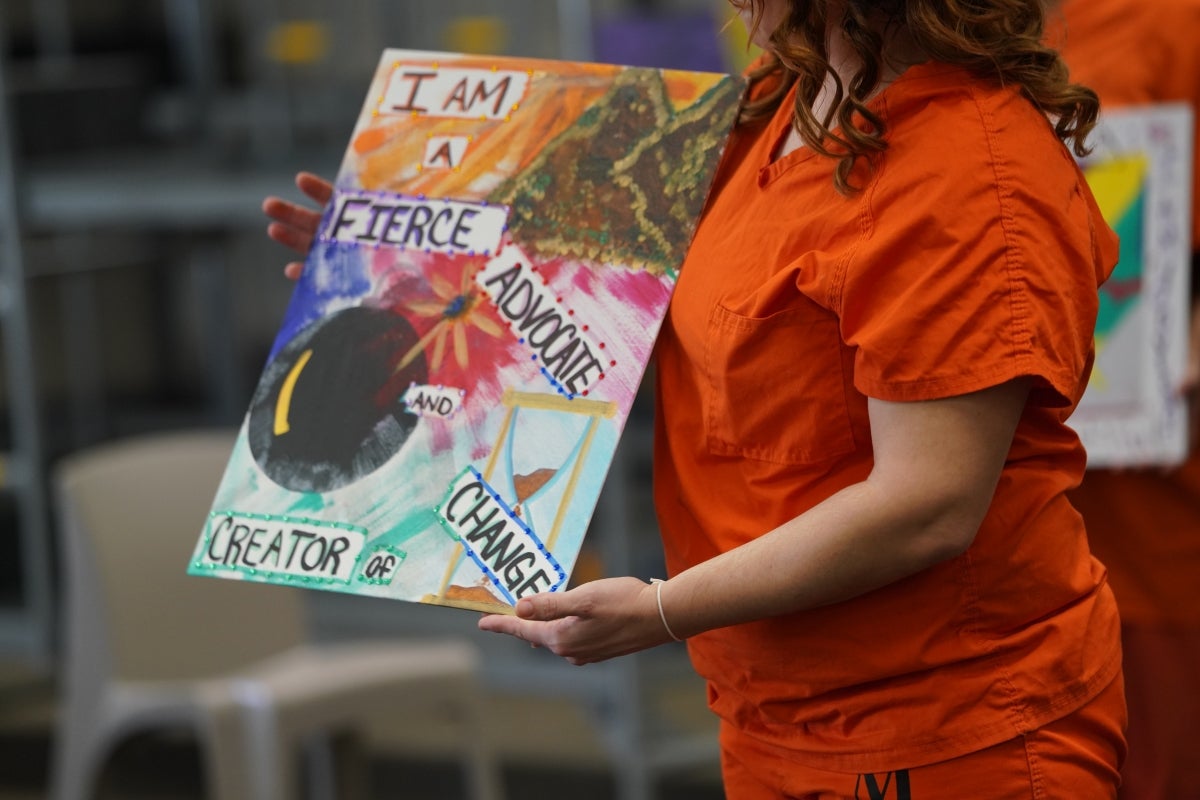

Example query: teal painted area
[370,507,442,549]
[286,492,326,515]
[1096,188,1145,337]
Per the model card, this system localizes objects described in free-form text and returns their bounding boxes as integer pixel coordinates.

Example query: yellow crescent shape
[274,348,314,436]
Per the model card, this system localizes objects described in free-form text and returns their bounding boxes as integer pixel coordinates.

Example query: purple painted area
[267,241,372,365]
[593,13,727,72]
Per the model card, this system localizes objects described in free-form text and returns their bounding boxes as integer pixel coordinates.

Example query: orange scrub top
[653,62,1122,772]
[1052,0,1200,628]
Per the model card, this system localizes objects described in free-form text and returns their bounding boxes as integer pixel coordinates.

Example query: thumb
[517,590,575,621]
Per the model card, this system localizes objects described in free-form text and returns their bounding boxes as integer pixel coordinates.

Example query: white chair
[50,428,503,800]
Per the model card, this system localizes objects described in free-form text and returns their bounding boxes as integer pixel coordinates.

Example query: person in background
[1048,1,1200,797]
[266,1,1126,795]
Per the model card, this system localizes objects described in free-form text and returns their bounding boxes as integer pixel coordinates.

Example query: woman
[266,1,1126,795]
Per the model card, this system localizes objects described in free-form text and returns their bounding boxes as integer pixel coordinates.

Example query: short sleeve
[837,86,1119,408]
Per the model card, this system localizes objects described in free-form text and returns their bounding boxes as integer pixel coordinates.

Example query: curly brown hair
[737,0,1099,194]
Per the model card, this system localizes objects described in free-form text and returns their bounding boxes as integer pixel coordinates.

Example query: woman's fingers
[478,589,583,652]
[263,172,333,280]
[263,198,323,236]
[296,171,334,205]
[476,613,560,652]
[476,612,520,636]
[263,197,322,277]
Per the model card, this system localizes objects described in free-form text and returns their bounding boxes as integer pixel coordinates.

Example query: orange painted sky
[349,55,729,200]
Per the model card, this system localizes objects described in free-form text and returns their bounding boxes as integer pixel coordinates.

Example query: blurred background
[0,1,758,798]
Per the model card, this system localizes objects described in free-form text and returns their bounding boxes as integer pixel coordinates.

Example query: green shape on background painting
[1086,155,1147,339]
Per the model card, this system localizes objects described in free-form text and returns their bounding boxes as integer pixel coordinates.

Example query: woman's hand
[485,382,1031,664]
[477,576,678,665]
[262,171,334,280]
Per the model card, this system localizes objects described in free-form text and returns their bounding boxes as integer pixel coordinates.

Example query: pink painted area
[355,241,672,457]
[533,256,673,332]
[527,254,673,409]
[365,248,532,455]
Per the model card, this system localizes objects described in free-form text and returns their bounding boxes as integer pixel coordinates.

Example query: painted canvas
[1073,103,1194,467]
[188,49,745,612]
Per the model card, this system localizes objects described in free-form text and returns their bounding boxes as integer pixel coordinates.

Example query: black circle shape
[248,306,429,493]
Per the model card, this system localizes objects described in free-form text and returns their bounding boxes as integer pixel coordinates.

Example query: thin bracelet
[650,578,683,642]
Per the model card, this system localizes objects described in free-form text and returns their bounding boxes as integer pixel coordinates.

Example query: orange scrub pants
[719,674,1127,800]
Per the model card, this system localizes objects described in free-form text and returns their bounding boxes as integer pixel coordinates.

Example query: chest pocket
[704,303,857,465]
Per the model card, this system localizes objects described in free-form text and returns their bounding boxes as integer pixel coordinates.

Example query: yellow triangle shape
[1085,155,1147,223]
